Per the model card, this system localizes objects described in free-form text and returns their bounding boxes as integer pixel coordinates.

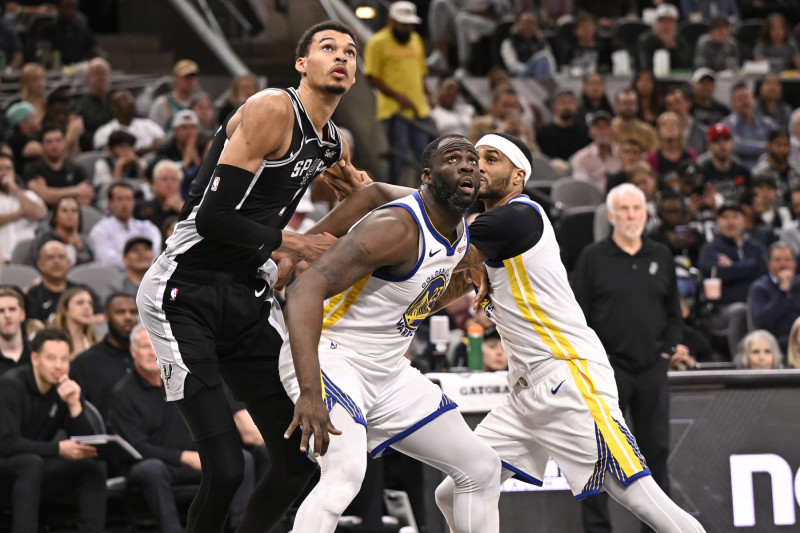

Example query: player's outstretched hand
[285,392,342,457]
[301,232,337,263]
[322,159,372,201]
[271,250,300,291]
[466,264,490,311]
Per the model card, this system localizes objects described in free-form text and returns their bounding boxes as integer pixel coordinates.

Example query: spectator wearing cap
[722,82,776,169]
[6,101,43,173]
[146,109,203,178]
[693,17,740,72]
[697,202,767,356]
[536,89,590,163]
[94,90,165,154]
[697,123,751,203]
[557,12,612,75]
[33,0,97,65]
[89,182,161,272]
[430,78,475,137]
[646,111,697,182]
[690,68,730,127]
[137,160,183,231]
[748,241,800,355]
[76,58,113,152]
[148,59,200,133]
[570,110,620,193]
[611,88,658,153]
[364,1,433,186]
[0,151,46,263]
[637,4,692,71]
[751,129,800,206]
[753,13,800,73]
[680,0,738,23]
[499,11,556,79]
[664,86,707,155]
[756,73,792,130]
[112,237,154,298]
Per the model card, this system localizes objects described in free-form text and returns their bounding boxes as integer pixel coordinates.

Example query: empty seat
[10,238,34,265]
[530,154,560,182]
[74,151,108,185]
[593,203,611,242]
[735,19,765,61]
[551,177,604,210]
[67,264,122,304]
[0,264,39,290]
[81,205,104,234]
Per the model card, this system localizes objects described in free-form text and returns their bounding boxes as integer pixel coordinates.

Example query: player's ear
[295,57,307,76]
[421,168,432,185]
[512,168,525,188]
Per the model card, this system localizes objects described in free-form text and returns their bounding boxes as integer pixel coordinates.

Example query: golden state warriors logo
[397,274,447,337]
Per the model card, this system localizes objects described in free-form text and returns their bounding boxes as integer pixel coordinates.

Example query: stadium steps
[97,34,175,75]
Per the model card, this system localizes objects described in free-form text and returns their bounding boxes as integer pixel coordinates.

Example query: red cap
[707,123,731,142]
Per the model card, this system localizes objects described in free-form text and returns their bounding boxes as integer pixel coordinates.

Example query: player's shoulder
[242,89,293,120]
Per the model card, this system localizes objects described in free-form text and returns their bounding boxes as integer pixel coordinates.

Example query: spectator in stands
[51,286,98,359]
[430,78,475,137]
[6,101,43,173]
[778,186,800,253]
[23,124,92,207]
[574,0,636,28]
[570,110,620,193]
[0,287,31,376]
[697,123,751,203]
[756,73,792,130]
[26,241,73,323]
[674,160,720,239]
[94,89,165,154]
[637,4,692,71]
[76,57,112,152]
[786,316,800,368]
[0,152,46,263]
[733,329,782,369]
[148,59,200,132]
[18,63,47,118]
[693,16,740,72]
[34,0,96,65]
[680,0,739,22]
[557,12,611,74]
[649,191,705,265]
[698,202,767,356]
[751,129,800,206]
[467,85,539,153]
[536,89,590,163]
[754,13,800,73]
[738,183,781,248]
[790,109,800,171]
[606,139,645,192]
[138,160,183,231]
[146,110,203,178]
[109,325,255,533]
[70,292,137,419]
[664,86,707,155]
[92,129,145,190]
[499,11,555,78]
[451,0,515,77]
[0,17,23,70]
[89,182,161,272]
[0,328,107,533]
[189,91,217,141]
[578,72,614,126]
[631,162,661,231]
[43,91,84,159]
[748,241,800,354]
[112,236,153,298]
[611,88,658,153]
[723,82,776,169]
[481,326,507,371]
[646,111,697,181]
[217,73,258,125]
[631,70,664,126]
[364,1,432,186]
[31,196,93,266]
[690,68,730,126]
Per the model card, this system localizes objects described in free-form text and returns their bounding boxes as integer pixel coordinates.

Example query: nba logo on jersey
[170,288,179,301]
[211,176,221,191]
[457,245,466,253]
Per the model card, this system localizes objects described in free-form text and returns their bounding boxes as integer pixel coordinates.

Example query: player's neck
[419,189,463,243]
[484,190,519,210]
[296,84,340,135]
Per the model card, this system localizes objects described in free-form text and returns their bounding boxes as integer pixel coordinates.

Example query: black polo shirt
[0,365,95,457]
[71,336,133,421]
[0,340,31,377]
[108,370,195,465]
[571,236,682,373]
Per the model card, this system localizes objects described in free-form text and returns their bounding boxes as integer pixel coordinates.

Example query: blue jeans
[383,114,433,185]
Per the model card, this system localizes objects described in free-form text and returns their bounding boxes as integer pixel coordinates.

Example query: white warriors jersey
[320,191,469,365]
[482,196,609,386]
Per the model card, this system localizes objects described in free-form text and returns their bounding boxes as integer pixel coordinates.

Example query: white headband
[476,134,532,184]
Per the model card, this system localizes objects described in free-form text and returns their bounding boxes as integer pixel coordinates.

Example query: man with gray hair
[572,183,686,533]
[137,159,184,230]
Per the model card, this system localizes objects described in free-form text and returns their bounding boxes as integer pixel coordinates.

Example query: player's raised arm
[284,208,418,456]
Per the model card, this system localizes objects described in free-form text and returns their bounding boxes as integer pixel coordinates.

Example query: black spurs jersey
[165,87,343,271]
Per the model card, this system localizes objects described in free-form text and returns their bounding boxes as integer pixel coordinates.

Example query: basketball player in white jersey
[280,135,501,533]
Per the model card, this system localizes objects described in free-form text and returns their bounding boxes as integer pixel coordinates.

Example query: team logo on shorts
[211,176,221,191]
[170,288,179,301]
[397,273,447,337]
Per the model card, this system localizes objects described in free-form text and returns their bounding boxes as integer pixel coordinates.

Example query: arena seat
[735,18,765,61]
[0,264,39,290]
[556,205,596,272]
[67,264,122,303]
[551,177,604,210]
[10,237,34,265]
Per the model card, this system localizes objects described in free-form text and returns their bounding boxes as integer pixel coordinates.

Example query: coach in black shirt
[0,328,107,533]
[572,183,684,533]
[71,293,138,421]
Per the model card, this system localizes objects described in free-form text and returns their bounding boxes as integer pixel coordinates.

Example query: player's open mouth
[331,66,347,78]
[458,177,476,193]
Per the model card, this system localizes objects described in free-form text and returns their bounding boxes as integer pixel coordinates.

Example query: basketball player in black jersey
[136,21,366,533]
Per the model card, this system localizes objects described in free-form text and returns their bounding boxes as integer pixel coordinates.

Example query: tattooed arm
[284,207,419,456]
